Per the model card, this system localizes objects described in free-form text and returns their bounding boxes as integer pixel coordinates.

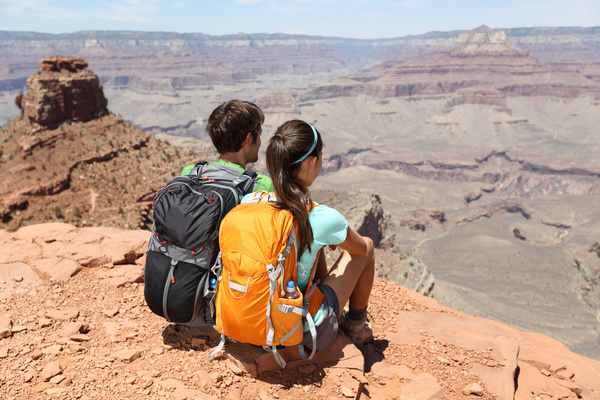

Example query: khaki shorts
[300,283,340,351]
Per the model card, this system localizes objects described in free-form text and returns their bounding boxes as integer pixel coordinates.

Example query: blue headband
[292,124,318,164]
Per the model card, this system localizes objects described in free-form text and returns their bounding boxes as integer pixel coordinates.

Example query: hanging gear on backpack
[143,161,258,326]
[209,192,325,368]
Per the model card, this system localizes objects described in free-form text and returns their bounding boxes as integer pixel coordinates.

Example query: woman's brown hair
[266,120,323,256]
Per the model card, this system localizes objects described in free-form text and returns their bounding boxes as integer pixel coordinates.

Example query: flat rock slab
[31,257,81,281]
[389,310,519,400]
[221,332,364,377]
[0,262,44,298]
[45,309,79,321]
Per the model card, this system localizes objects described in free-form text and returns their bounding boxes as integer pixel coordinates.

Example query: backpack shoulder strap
[249,191,271,203]
[233,170,258,195]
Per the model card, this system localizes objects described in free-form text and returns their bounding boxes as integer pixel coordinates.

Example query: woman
[242,119,375,350]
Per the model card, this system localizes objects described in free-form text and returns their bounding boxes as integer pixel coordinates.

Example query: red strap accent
[209,197,214,201]
[161,241,166,244]
[191,249,195,254]
[154,233,158,237]
[171,276,175,284]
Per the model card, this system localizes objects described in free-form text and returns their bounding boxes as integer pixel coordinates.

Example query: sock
[348,306,367,322]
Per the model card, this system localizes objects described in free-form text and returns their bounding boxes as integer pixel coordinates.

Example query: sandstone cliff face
[1,222,599,400]
[18,56,108,126]
[0,57,209,232]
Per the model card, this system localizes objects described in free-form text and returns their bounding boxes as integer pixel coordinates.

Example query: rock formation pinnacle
[16,56,108,127]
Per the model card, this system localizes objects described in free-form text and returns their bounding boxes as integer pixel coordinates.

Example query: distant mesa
[450,25,529,58]
[15,56,108,127]
[303,25,600,102]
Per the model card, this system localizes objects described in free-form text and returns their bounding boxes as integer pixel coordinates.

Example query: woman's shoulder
[309,203,346,222]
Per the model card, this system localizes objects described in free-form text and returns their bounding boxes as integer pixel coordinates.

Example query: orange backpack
[209,193,325,367]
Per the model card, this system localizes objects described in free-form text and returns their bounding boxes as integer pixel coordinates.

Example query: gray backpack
[143,161,257,326]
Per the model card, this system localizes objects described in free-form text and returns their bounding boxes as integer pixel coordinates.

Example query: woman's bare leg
[322,236,375,316]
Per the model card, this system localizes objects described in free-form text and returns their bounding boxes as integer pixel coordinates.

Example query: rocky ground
[2,223,600,400]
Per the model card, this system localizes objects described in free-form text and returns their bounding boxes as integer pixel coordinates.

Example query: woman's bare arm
[338,227,368,256]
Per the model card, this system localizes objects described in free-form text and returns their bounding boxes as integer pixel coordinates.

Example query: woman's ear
[308,155,318,170]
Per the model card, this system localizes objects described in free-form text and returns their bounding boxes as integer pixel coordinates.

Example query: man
[181,99,273,192]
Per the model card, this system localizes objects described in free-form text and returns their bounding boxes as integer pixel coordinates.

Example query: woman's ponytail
[266,120,323,256]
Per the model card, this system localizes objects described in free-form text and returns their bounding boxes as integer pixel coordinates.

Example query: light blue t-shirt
[240,192,349,328]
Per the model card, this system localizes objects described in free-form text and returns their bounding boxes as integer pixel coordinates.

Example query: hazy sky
[0,0,598,39]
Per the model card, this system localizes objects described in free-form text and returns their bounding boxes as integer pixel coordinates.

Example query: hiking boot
[340,310,373,344]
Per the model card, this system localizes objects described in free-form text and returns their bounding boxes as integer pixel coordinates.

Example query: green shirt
[180,159,274,192]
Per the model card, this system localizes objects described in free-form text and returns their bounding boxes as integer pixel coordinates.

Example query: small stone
[164,342,180,350]
[13,276,23,282]
[30,350,43,360]
[0,347,8,358]
[50,374,66,384]
[191,338,206,348]
[39,318,52,328]
[59,322,88,337]
[141,378,153,389]
[437,356,451,365]
[0,315,11,339]
[69,334,90,342]
[41,361,62,382]
[227,360,244,375]
[462,382,484,397]
[114,349,142,362]
[554,367,575,381]
[486,359,498,367]
[298,364,317,374]
[42,345,63,354]
[209,371,223,384]
[341,387,354,398]
[103,308,119,317]
[12,325,27,333]
[45,309,79,321]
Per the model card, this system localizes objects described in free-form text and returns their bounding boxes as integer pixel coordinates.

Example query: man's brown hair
[206,100,264,154]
